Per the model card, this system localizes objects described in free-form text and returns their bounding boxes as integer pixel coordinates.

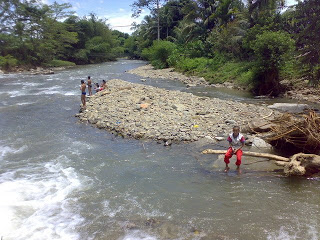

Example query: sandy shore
[76,79,273,143]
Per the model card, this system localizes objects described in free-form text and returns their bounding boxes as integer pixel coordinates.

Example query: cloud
[72,2,81,11]
[38,0,49,4]
[106,9,149,34]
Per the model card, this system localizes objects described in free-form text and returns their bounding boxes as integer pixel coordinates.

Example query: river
[0,60,319,240]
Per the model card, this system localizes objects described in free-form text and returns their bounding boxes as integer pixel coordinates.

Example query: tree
[293,0,320,86]
[132,0,168,40]
[247,0,285,27]
[251,31,294,96]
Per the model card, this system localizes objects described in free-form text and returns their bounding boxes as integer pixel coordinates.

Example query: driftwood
[202,149,320,176]
[278,153,320,176]
[201,149,289,162]
[266,111,320,153]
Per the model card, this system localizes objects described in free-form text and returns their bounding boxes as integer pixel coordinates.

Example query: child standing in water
[80,80,86,108]
[224,126,245,172]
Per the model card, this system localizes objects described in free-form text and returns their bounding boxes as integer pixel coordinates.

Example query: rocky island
[76,79,273,143]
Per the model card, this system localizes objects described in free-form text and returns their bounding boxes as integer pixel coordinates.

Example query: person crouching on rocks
[80,80,86,108]
[224,126,245,173]
[100,80,107,90]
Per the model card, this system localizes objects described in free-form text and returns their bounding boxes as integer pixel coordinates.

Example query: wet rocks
[77,79,274,143]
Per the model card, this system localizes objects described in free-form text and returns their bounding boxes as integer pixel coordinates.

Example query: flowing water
[0,60,319,240]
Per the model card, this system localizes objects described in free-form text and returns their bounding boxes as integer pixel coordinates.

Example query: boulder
[248,119,274,133]
[251,137,272,149]
[268,103,309,113]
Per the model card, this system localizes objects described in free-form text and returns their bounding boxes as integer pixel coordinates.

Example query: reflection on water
[0,60,319,240]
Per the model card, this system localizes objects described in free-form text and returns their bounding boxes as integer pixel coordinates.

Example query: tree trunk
[201,149,290,162]
[157,0,160,40]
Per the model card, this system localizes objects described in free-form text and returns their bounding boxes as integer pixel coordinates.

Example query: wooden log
[201,149,290,162]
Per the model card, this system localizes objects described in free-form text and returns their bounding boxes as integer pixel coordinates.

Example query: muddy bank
[76,79,273,143]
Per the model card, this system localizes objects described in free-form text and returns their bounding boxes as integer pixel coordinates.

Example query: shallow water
[0,60,319,240]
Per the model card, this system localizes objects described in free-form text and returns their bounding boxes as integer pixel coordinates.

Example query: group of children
[80,76,246,172]
[80,76,107,108]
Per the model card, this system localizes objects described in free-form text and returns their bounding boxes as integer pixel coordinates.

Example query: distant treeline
[127,0,319,95]
[0,0,128,69]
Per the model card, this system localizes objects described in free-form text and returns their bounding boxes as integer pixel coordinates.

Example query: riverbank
[76,79,273,143]
[128,64,209,87]
[0,65,73,75]
[129,64,320,103]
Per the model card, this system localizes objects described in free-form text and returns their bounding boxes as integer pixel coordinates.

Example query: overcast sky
[44,0,298,34]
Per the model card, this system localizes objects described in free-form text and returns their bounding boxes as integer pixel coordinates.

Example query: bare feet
[224,167,230,172]
[236,167,242,174]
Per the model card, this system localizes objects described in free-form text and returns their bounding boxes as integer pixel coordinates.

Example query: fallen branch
[201,149,290,162]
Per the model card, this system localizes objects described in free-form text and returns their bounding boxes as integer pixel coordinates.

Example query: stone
[248,119,274,133]
[268,103,309,113]
[225,120,236,125]
[251,137,272,149]
[215,136,225,141]
[172,104,186,111]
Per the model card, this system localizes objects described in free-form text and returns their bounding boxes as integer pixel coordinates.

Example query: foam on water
[64,91,78,96]
[15,101,37,106]
[0,144,28,160]
[119,230,158,240]
[0,157,84,240]
[267,224,319,240]
[22,82,43,87]
[8,90,30,98]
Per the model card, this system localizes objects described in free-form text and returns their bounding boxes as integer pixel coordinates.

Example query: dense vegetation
[129,0,320,96]
[0,0,128,70]
[1,0,319,96]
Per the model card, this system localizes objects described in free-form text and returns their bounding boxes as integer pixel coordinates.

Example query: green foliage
[124,37,140,59]
[0,1,125,68]
[250,31,295,95]
[171,55,253,85]
[292,0,320,86]
[251,31,294,71]
[142,40,177,69]
[44,59,76,67]
[0,55,18,70]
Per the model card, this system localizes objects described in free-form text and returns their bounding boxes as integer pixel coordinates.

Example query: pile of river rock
[76,79,273,143]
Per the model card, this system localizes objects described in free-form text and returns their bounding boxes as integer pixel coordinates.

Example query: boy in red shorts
[224,126,245,172]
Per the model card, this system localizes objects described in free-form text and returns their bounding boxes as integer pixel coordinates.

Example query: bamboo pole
[201,149,290,162]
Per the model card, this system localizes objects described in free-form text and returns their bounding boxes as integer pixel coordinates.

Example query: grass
[44,59,76,67]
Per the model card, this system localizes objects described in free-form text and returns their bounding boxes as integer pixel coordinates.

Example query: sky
[43,0,298,34]
[42,0,148,34]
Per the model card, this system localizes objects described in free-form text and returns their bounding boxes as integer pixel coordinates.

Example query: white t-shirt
[227,133,245,147]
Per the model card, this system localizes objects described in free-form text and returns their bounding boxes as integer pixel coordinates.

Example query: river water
[0,60,319,240]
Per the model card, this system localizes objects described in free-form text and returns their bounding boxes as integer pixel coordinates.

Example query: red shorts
[224,147,243,166]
